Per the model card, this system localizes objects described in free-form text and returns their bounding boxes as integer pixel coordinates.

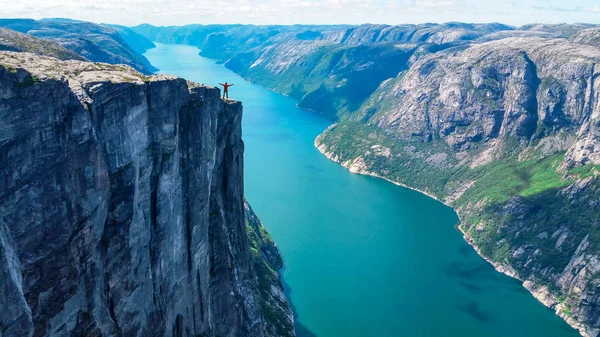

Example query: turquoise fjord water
[145,43,579,337]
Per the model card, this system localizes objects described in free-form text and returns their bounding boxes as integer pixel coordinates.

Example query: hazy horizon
[2,17,600,30]
[1,0,599,27]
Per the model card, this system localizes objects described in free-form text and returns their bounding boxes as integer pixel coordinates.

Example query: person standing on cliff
[219,82,234,99]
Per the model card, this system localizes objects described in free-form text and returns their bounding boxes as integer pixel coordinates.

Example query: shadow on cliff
[281,275,319,337]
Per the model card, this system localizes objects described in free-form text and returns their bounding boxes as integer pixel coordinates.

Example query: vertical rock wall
[0,52,294,337]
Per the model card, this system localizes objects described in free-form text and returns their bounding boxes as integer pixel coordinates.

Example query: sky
[1,0,599,27]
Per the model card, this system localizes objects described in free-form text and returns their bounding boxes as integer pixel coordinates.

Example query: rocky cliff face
[0,52,294,337]
[358,37,600,167]
[571,27,600,50]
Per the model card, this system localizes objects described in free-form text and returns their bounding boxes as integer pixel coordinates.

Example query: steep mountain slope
[355,37,599,157]
[105,24,156,54]
[316,36,600,336]
[0,19,156,74]
[0,27,86,61]
[232,41,418,118]
[0,51,294,337]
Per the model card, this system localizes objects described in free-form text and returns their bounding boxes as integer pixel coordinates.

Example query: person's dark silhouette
[219,82,234,99]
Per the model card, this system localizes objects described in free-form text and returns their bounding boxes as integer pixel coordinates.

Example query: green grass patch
[456,153,568,205]
[569,164,600,179]
[2,64,18,74]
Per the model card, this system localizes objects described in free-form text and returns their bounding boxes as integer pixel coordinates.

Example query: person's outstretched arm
[229,84,234,86]
[219,83,224,86]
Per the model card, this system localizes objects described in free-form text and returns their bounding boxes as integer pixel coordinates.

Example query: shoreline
[314,130,590,337]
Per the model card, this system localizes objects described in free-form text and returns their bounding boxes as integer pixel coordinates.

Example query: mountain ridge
[0,19,157,74]
[0,27,87,61]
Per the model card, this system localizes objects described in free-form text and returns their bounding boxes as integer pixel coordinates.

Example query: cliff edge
[0,52,294,337]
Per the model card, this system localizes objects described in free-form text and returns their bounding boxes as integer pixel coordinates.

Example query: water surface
[145,43,579,337]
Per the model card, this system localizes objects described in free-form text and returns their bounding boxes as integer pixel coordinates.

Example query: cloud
[583,6,600,13]
[0,0,599,26]
[531,5,584,12]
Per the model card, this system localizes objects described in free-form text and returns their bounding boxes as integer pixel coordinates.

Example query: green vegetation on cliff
[244,201,294,337]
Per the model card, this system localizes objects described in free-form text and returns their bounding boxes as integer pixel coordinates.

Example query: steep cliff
[355,37,600,161]
[0,52,294,337]
[0,19,157,74]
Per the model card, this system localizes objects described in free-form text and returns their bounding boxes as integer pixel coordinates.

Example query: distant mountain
[571,27,600,49]
[0,18,156,74]
[316,22,515,45]
[520,23,599,38]
[105,24,156,54]
[0,27,86,61]
[133,23,514,120]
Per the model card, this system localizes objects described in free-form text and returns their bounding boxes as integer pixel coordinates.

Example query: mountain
[571,27,600,49]
[0,51,294,337]
[520,23,599,38]
[0,19,157,74]
[105,24,156,54]
[315,22,515,45]
[0,27,86,61]
[132,23,512,120]
[320,35,600,337]
[131,23,244,45]
[132,23,600,336]
[133,23,515,119]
